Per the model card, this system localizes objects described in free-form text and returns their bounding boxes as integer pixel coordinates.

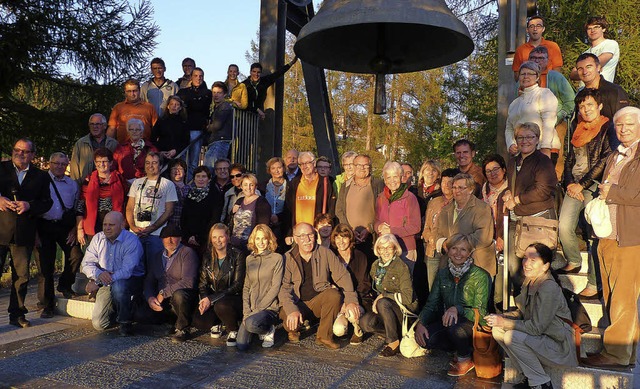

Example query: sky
[149,0,261,83]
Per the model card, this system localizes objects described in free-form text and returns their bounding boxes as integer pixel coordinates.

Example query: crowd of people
[1,13,639,389]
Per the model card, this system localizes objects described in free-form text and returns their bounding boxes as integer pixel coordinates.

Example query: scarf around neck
[384,183,408,203]
[448,257,473,279]
[572,115,609,148]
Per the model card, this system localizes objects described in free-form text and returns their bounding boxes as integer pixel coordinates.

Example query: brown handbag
[472,308,503,378]
[514,215,558,257]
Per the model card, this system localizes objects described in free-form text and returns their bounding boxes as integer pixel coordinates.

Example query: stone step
[55,296,94,320]
[504,356,633,388]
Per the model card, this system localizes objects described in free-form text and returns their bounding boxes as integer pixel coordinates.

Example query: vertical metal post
[503,215,510,310]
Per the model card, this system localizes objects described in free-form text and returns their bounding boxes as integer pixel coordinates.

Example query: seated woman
[150,95,189,160]
[485,243,577,389]
[229,173,270,252]
[331,224,372,345]
[113,118,158,183]
[181,166,223,252]
[415,233,491,377]
[237,224,283,351]
[193,223,246,347]
[360,234,417,357]
[558,88,613,298]
[76,147,128,246]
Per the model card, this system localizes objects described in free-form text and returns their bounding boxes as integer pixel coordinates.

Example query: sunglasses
[230,173,243,179]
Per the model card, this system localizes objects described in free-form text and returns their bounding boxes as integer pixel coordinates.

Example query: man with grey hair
[279,222,360,349]
[582,106,640,370]
[36,153,82,316]
[334,150,357,194]
[70,113,118,183]
[0,138,52,328]
[284,151,336,237]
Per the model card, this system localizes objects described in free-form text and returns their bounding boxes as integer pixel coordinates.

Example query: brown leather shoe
[581,353,630,371]
[447,359,475,376]
[379,344,400,357]
[349,333,363,345]
[315,337,340,350]
[287,331,300,343]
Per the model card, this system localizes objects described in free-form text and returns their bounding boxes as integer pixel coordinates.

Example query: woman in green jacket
[415,233,491,377]
[359,234,417,357]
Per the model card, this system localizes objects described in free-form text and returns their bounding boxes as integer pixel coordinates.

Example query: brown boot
[287,331,300,343]
[447,358,475,376]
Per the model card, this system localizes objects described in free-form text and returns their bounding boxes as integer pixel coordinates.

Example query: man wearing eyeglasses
[279,222,360,349]
[512,15,563,81]
[70,113,118,184]
[336,154,384,256]
[0,139,53,328]
[284,151,336,239]
[36,153,82,317]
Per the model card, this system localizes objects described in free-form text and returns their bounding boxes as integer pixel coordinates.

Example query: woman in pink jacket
[375,161,422,274]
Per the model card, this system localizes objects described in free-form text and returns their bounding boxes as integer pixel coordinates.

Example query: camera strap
[137,177,162,217]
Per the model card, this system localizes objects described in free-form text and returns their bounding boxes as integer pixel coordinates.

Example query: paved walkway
[0,286,502,389]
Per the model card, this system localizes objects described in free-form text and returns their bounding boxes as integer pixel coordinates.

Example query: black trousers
[36,219,83,308]
[192,294,243,331]
[136,289,198,330]
[8,245,32,320]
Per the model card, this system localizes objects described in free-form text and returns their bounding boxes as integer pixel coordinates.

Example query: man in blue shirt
[82,211,144,335]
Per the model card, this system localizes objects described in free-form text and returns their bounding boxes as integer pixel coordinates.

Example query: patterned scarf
[131,139,145,160]
[448,257,473,280]
[187,185,210,202]
[373,256,394,293]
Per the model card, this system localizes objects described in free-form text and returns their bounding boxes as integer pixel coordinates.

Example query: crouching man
[82,211,144,335]
[142,225,199,343]
[278,222,361,349]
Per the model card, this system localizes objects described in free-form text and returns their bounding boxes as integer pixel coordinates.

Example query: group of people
[1,12,639,389]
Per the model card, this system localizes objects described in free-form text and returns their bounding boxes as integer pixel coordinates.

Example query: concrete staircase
[503,252,635,388]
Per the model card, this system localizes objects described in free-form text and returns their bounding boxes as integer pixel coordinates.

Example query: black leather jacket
[198,246,246,300]
[563,120,614,190]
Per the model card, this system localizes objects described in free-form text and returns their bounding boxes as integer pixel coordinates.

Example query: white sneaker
[210,325,223,339]
[226,331,238,346]
[262,325,276,348]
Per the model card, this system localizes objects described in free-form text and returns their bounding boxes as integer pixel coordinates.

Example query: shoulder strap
[49,176,69,211]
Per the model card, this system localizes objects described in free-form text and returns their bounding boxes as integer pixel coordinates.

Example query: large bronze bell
[294,0,474,74]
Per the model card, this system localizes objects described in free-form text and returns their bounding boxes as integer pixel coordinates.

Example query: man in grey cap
[143,224,199,342]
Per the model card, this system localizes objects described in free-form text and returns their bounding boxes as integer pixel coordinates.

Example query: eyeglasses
[299,160,315,167]
[485,167,503,175]
[519,72,538,77]
[355,164,371,169]
[528,24,544,30]
[452,185,468,191]
[294,233,315,241]
[378,245,395,252]
[13,148,33,154]
[586,25,602,32]
[95,160,110,165]
[215,167,229,171]
[529,56,547,61]
[230,173,243,179]
[316,165,331,169]
[343,163,353,168]
[516,135,538,142]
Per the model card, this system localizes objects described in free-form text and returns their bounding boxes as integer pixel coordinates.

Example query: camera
[136,210,152,222]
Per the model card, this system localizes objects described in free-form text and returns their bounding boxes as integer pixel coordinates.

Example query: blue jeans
[204,140,231,169]
[558,184,597,286]
[237,310,278,351]
[139,234,164,272]
[92,276,142,330]
[187,130,204,181]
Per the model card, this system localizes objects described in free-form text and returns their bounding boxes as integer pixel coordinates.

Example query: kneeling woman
[237,225,284,350]
[485,243,577,389]
[193,223,246,347]
[414,233,491,376]
[360,234,417,357]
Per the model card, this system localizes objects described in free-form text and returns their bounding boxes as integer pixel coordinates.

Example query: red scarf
[83,170,126,235]
[572,115,609,148]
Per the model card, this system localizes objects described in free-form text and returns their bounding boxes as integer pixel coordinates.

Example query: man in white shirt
[571,16,620,83]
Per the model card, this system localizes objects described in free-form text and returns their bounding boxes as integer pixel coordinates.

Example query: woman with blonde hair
[237,224,284,350]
